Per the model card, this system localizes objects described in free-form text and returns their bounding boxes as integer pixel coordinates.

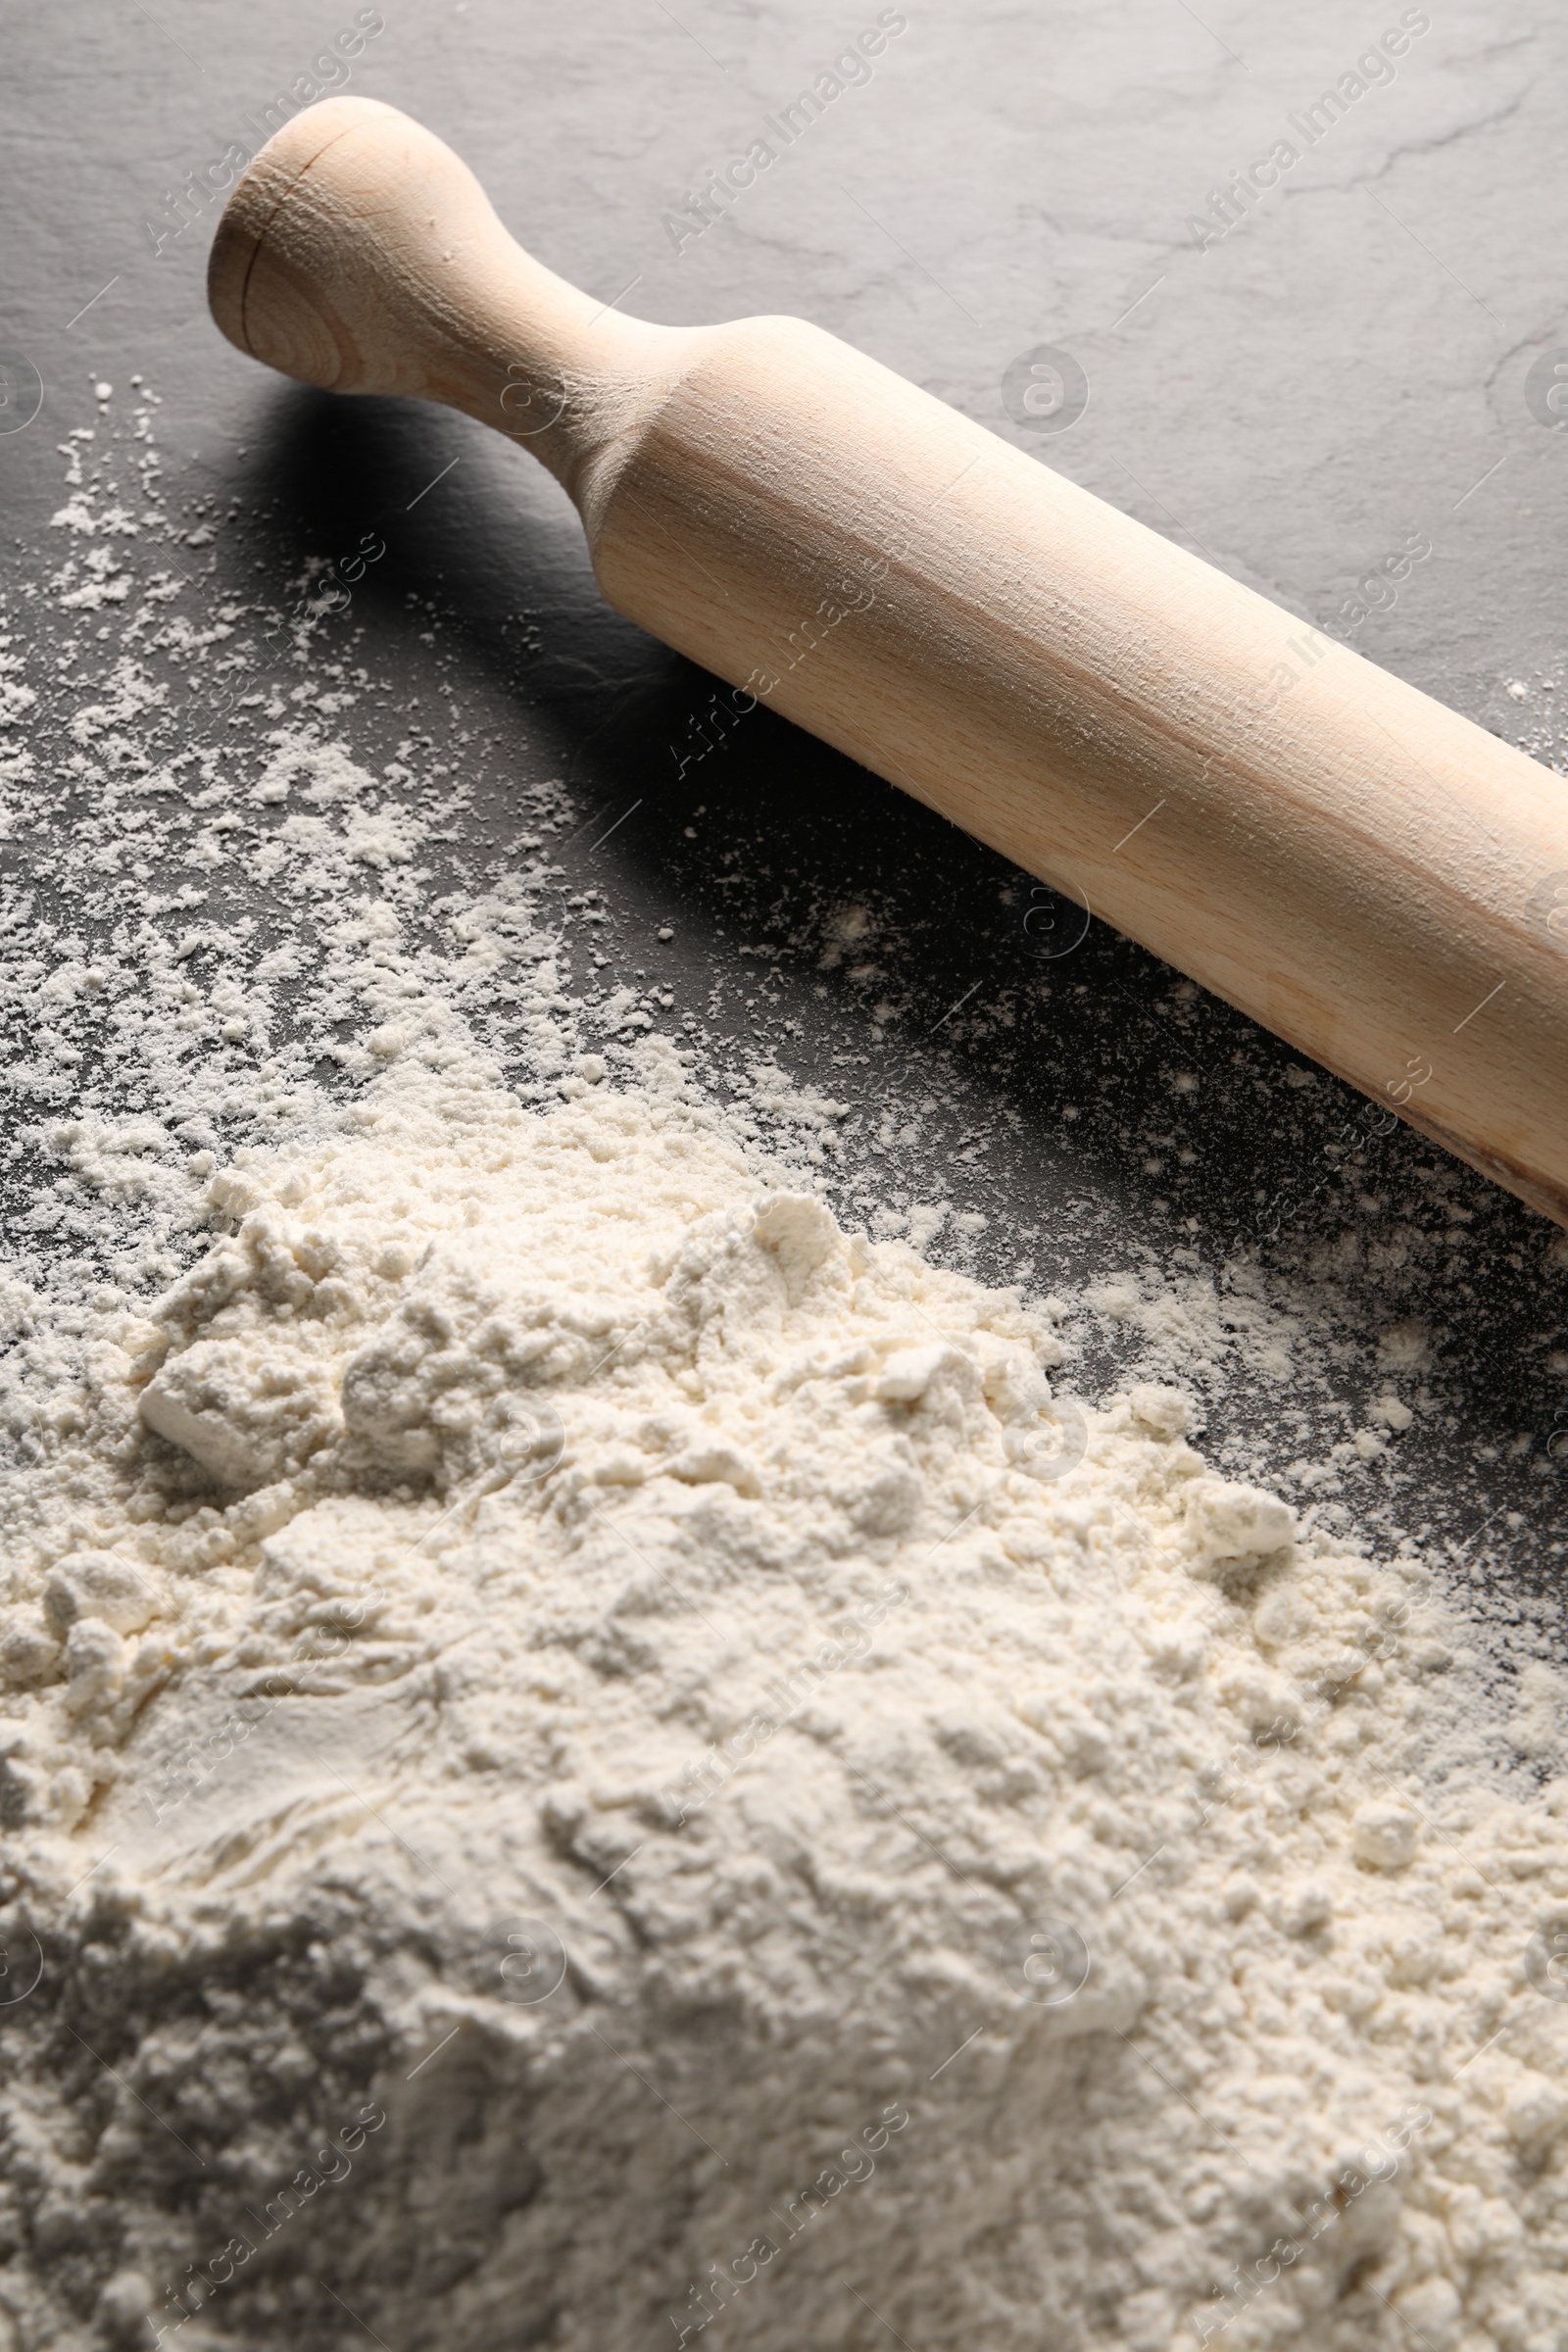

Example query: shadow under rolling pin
[209,96,1568,1231]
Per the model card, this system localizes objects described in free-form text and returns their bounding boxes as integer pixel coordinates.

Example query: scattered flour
[0,1059,1566,2352]
[0,380,1565,2352]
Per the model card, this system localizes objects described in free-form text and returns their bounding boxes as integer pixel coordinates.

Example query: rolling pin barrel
[210,96,1568,1230]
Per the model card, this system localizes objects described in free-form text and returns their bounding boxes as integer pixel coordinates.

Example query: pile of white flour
[0,374,1564,2352]
[1,1051,1566,2352]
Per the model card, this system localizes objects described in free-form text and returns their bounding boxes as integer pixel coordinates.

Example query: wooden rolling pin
[209,96,1568,1230]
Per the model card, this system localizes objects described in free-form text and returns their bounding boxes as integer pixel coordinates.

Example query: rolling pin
[209,96,1568,1230]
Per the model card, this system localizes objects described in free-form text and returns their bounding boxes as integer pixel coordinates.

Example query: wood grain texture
[210,96,1568,1228]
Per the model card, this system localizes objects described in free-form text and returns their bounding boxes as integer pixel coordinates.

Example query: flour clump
[0,1074,1564,2352]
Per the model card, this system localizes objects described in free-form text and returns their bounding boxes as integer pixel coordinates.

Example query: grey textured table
[2,0,1564,1585]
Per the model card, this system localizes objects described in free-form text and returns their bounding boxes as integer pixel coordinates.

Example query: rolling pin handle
[207,96,680,503]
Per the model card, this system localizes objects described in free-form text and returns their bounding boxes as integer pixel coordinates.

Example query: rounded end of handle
[209,97,406,388]
[207,95,703,523]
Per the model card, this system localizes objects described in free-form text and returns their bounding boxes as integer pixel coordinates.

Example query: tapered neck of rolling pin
[208,96,697,518]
